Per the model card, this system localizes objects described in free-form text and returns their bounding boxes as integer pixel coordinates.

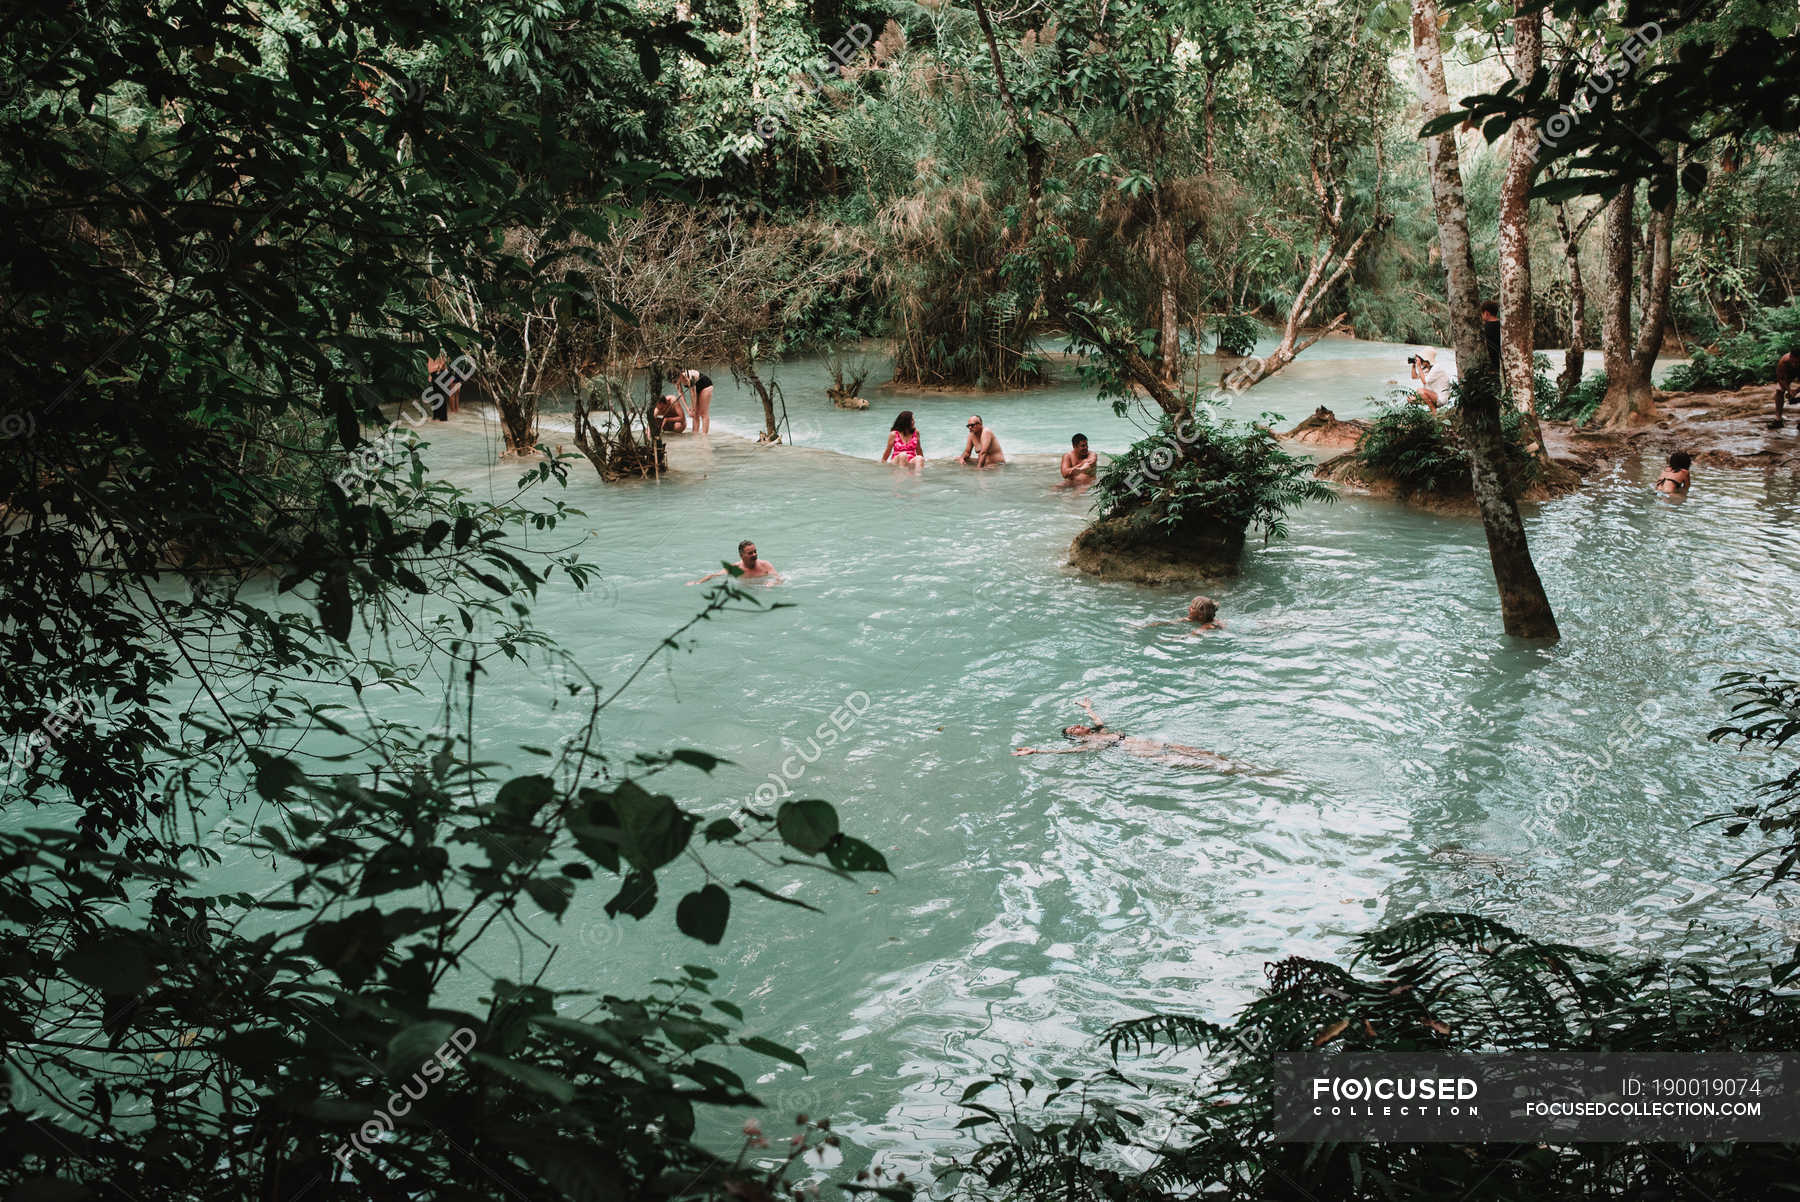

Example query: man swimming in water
[688,539,781,585]
[958,415,1005,466]
[1012,698,1249,769]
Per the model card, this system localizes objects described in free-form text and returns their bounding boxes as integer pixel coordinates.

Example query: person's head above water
[1062,722,1103,738]
[738,539,758,566]
[1187,595,1219,623]
[1669,451,1692,472]
[891,410,916,434]
[1071,433,1088,450]
[967,415,984,434]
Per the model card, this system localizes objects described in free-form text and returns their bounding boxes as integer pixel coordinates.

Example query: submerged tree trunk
[1593,178,1671,427]
[736,360,784,443]
[495,397,537,454]
[1497,2,1544,459]
[1411,0,1559,640]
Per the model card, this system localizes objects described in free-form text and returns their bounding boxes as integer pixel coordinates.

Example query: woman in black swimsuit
[679,369,714,434]
[1655,450,1691,495]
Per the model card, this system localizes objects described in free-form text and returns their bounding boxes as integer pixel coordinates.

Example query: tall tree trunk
[1552,200,1589,401]
[1411,0,1559,640]
[1593,182,1667,427]
[1158,273,1181,384]
[1203,70,1217,175]
[1155,193,1182,384]
[1632,198,1674,382]
[1598,186,1633,391]
[1497,2,1544,458]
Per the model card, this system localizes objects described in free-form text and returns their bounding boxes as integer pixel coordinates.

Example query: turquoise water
[694,333,1456,457]
[92,338,1800,1182]
[667,335,1671,461]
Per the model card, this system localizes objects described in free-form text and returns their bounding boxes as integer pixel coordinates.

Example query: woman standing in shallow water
[677,369,714,434]
[883,410,923,467]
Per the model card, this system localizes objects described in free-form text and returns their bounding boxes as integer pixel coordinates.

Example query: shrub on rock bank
[1069,409,1333,582]
[1354,392,1540,499]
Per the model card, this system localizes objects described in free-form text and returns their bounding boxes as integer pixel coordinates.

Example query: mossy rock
[1067,500,1245,584]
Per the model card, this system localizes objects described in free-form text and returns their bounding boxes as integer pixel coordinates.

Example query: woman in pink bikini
[882,410,923,467]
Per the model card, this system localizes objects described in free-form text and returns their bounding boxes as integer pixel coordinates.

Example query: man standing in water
[688,540,781,585]
[1773,346,1800,429]
[1059,433,1098,485]
[958,415,1005,466]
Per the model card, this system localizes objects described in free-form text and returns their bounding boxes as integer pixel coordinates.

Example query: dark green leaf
[675,884,729,945]
[776,799,839,855]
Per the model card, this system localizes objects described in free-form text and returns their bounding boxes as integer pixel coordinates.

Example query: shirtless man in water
[1059,433,1098,486]
[688,540,781,585]
[958,416,1005,466]
[1013,698,1250,770]
[653,393,687,434]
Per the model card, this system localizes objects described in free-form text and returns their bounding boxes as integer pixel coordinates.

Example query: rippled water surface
[204,341,1800,1175]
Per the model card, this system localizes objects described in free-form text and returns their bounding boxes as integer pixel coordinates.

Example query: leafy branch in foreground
[949,682,1800,1201]
[4,596,897,1199]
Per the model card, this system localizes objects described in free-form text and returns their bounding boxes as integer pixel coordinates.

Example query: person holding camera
[1407,348,1454,414]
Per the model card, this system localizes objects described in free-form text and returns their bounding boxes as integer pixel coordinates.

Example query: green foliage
[1092,407,1335,544]
[0,1,898,1197]
[1355,400,1470,494]
[1355,392,1540,495]
[1541,370,1608,424]
[1660,297,1800,390]
[1208,313,1264,357]
[1442,0,1800,206]
[1705,672,1800,918]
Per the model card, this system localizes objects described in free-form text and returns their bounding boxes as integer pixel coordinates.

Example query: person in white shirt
[1408,348,1454,414]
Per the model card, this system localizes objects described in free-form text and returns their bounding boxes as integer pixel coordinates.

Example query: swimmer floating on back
[1013,698,1253,770]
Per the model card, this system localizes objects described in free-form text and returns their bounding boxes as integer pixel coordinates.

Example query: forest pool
[258,338,1800,1178]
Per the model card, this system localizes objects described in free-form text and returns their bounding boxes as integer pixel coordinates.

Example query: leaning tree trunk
[1230,181,1386,389]
[1497,2,1545,460]
[1593,180,1671,427]
[1412,0,1559,640]
[1631,195,1674,393]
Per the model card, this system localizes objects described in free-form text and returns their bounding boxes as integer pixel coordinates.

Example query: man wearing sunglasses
[956,415,1006,467]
